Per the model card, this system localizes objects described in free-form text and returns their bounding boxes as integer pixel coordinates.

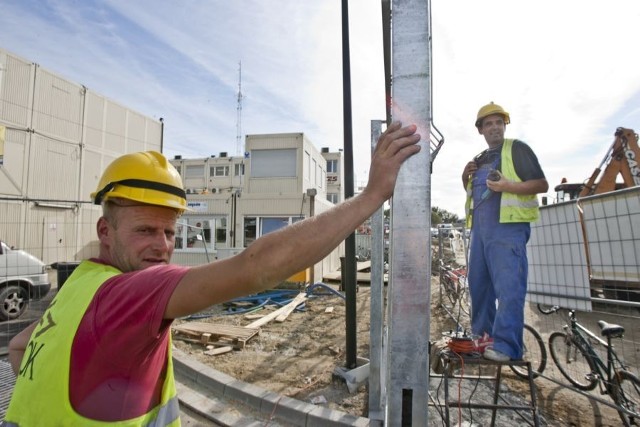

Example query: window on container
[316,161,322,188]
[251,149,296,178]
[244,217,256,247]
[175,216,227,251]
[214,217,227,245]
[261,217,290,235]
[234,163,245,176]
[304,151,310,180]
[185,218,210,249]
[185,165,204,178]
[327,193,339,204]
[327,159,338,173]
[210,165,229,177]
[312,159,317,186]
[243,216,304,247]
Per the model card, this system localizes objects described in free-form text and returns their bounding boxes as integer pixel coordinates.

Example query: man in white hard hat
[462,102,548,362]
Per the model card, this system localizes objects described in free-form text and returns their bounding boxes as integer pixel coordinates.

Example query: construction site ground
[0,265,627,425]
[173,276,624,426]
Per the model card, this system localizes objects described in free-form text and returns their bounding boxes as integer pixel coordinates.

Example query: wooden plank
[175,337,244,349]
[244,313,264,320]
[275,293,308,322]
[173,322,259,339]
[245,293,307,328]
[356,260,371,271]
[172,322,260,349]
[204,346,233,356]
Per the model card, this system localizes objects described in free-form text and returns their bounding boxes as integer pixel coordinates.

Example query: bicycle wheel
[510,324,547,379]
[613,370,640,426]
[537,303,557,315]
[444,277,459,307]
[548,331,598,390]
[457,279,470,316]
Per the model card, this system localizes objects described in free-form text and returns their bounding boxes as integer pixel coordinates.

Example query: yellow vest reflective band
[4,261,180,427]
[465,139,540,228]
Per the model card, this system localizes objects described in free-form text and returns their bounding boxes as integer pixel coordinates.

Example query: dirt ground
[173,277,623,426]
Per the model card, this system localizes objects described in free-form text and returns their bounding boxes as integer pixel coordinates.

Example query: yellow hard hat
[475,102,510,128]
[91,151,187,213]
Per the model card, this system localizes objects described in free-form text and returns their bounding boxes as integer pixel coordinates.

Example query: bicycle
[540,304,640,426]
[439,260,470,316]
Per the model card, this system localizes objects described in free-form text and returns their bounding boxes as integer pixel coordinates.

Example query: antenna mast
[236,61,243,156]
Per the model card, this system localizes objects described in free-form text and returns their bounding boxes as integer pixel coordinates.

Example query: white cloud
[1,0,640,217]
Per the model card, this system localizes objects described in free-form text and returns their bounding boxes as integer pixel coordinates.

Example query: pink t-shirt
[69,262,189,420]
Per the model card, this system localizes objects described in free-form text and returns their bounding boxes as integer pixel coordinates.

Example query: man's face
[478,114,506,147]
[99,204,178,273]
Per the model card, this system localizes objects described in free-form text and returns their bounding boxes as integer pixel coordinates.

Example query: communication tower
[236,61,243,156]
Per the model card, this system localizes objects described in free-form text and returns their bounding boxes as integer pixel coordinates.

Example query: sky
[2,0,640,218]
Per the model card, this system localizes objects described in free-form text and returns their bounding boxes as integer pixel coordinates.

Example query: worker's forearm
[503,178,548,195]
[243,190,382,289]
[8,349,25,375]
[8,320,38,375]
[170,190,384,318]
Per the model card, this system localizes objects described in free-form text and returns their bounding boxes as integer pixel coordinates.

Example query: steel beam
[368,120,386,421]
[385,0,432,425]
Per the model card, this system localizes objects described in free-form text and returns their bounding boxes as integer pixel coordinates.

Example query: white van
[0,240,51,320]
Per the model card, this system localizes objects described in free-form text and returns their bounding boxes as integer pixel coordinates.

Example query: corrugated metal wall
[0,202,23,248]
[32,67,84,144]
[0,47,163,264]
[0,51,33,127]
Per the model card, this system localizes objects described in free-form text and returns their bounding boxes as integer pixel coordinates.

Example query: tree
[432,206,460,225]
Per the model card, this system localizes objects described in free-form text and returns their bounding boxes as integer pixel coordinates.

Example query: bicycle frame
[563,310,625,395]
[439,261,466,297]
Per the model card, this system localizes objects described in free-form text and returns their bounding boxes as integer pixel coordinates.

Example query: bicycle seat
[597,320,625,338]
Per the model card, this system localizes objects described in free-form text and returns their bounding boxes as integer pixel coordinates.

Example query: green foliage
[432,206,460,226]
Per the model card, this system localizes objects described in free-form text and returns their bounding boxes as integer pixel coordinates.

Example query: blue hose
[185,282,343,320]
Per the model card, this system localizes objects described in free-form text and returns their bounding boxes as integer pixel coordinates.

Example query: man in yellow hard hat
[5,121,421,425]
[462,102,548,362]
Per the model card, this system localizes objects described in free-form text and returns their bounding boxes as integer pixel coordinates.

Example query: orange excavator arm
[579,127,640,197]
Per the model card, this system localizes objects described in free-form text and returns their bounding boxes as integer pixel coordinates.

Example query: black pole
[231,192,237,247]
[381,1,392,125]
[341,0,357,370]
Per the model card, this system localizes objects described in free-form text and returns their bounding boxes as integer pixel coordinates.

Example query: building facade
[169,133,345,282]
[0,47,346,283]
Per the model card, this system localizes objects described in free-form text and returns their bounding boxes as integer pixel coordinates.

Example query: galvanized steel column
[368,120,386,421]
[386,0,432,425]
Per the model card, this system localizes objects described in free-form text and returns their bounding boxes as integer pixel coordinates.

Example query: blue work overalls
[468,156,530,359]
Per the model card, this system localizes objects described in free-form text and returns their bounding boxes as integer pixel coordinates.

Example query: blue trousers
[468,218,530,359]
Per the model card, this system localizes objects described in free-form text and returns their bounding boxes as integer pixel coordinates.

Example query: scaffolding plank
[172,322,260,349]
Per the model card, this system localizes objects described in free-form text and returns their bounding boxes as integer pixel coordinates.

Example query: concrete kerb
[172,348,376,426]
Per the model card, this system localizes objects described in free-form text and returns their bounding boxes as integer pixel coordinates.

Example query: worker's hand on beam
[365,121,421,203]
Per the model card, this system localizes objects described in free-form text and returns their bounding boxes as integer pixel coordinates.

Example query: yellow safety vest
[4,260,180,427]
[465,139,540,228]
